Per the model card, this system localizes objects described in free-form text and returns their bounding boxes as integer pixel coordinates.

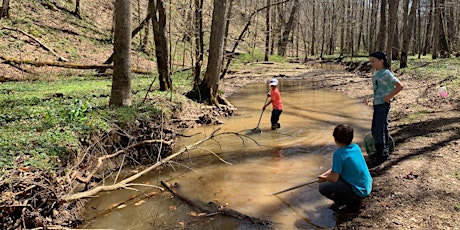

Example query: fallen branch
[2,27,69,62]
[62,129,222,201]
[71,139,173,183]
[161,181,272,225]
[0,56,153,75]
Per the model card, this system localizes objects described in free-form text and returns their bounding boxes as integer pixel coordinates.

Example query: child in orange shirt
[263,78,283,130]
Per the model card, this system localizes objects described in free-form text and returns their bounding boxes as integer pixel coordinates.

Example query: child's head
[333,124,354,146]
[269,78,278,88]
[369,51,390,70]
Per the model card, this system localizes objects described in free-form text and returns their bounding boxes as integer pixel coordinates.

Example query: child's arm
[318,169,340,183]
[262,99,272,110]
[384,81,403,103]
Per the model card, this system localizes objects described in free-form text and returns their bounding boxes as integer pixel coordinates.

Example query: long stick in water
[270,179,317,195]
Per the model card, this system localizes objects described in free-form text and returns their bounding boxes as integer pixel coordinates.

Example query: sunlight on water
[82,79,372,229]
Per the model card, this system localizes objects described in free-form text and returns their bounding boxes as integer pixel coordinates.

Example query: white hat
[269,78,278,86]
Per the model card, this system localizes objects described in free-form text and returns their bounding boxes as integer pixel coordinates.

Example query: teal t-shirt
[332,143,372,197]
[373,69,399,105]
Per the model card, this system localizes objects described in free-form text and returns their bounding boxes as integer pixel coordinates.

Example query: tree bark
[432,0,440,59]
[192,0,204,93]
[150,0,172,91]
[198,0,228,104]
[278,0,299,57]
[376,0,387,51]
[423,0,433,55]
[357,0,366,53]
[264,0,271,61]
[110,0,132,107]
[74,0,82,19]
[386,0,399,63]
[437,0,449,57]
[368,0,378,52]
[0,0,10,18]
[400,0,418,68]
[310,0,316,56]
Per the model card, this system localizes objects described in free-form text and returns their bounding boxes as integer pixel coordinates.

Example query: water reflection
[82,79,371,229]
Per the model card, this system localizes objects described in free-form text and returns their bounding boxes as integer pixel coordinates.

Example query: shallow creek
[82,78,372,229]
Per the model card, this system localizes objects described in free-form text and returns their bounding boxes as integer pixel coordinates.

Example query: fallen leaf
[403,172,418,180]
[117,204,127,209]
[190,211,197,216]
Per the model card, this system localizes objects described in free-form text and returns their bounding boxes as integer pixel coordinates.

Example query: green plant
[455,204,460,212]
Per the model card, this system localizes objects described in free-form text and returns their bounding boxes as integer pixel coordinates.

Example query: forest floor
[222,61,460,229]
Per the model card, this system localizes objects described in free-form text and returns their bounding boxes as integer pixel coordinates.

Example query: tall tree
[74,0,82,19]
[423,0,433,55]
[310,0,316,56]
[432,0,440,58]
[0,0,10,19]
[386,0,399,63]
[149,0,172,91]
[264,0,271,61]
[278,0,299,56]
[368,0,378,52]
[192,0,204,91]
[193,0,228,104]
[376,0,387,51]
[109,0,132,107]
[437,0,450,57]
[400,0,418,68]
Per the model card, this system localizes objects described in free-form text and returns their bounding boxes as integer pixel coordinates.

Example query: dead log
[62,129,222,201]
[1,27,69,62]
[0,55,153,75]
[71,139,173,183]
[161,181,272,225]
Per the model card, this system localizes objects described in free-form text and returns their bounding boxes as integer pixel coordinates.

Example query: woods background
[1,0,459,104]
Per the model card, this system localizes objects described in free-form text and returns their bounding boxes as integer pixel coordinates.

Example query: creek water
[81,77,372,229]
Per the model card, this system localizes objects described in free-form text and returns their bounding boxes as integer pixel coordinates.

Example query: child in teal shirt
[318,124,372,214]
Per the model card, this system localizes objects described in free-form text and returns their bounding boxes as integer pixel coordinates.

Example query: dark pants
[372,103,391,157]
[271,109,282,127]
[319,180,363,210]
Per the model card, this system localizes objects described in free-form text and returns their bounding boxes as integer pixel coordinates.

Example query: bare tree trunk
[197,0,228,104]
[328,0,336,55]
[320,2,326,58]
[386,0,399,63]
[400,0,418,68]
[73,0,82,19]
[368,0,378,52]
[339,0,345,56]
[438,0,450,57]
[223,0,234,66]
[357,0,366,53]
[376,0,387,51]
[150,0,172,91]
[0,0,10,18]
[310,0,316,56]
[446,0,455,52]
[278,0,299,56]
[264,0,271,61]
[193,0,204,92]
[141,20,150,52]
[423,0,433,55]
[432,0,440,58]
[110,0,132,107]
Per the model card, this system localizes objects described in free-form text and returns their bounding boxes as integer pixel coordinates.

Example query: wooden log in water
[160,181,272,225]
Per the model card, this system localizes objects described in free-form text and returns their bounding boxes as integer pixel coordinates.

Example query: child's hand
[317,175,327,183]
[384,94,392,103]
